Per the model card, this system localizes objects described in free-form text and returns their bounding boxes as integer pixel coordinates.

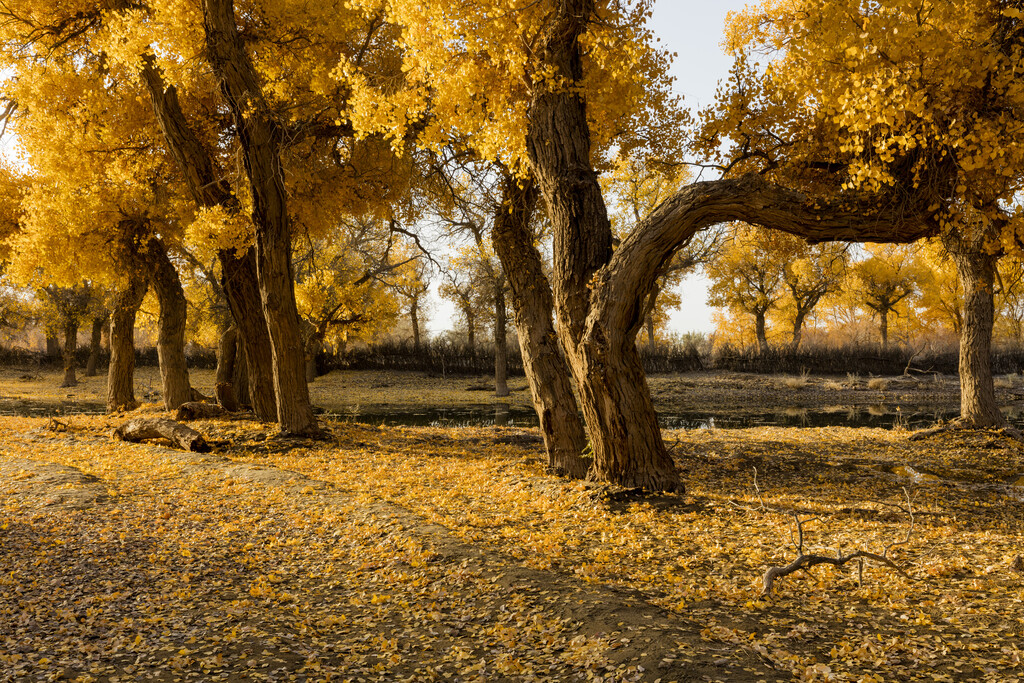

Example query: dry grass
[777,369,811,389]
[867,377,891,391]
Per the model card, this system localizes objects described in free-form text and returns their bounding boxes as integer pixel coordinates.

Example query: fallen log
[175,401,228,421]
[112,417,210,452]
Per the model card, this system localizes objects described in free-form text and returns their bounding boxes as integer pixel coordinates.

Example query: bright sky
[649,0,752,336]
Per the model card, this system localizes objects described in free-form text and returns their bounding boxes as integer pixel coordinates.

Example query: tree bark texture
[144,238,193,410]
[141,56,277,423]
[755,311,769,354]
[490,177,590,479]
[493,274,509,398]
[950,240,1004,427]
[522,1,941,489]
[202,0,317,435]
[107,271,148,412]
[86,315,105,376]
[791,310,806,350]
[215,326,240,411]
[880,309,890,348]
[60,319,78,388]
[113,417,210,453]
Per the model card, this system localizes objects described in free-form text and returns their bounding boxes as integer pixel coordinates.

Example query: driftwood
[760,487,915,596]
[113,417,210,452]
[175,401,228,421]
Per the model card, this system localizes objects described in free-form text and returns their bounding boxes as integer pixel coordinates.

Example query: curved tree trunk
[60,319,79,387]
[107,272,148,412]
[950,241,1004,427]
[493,275,509,398]
[86,315,106,377]
[754,311,769,353]
[490,176,590,479]
[203,0,318,435]
[145,238,192,410]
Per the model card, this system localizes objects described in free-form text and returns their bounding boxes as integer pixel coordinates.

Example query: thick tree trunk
[140,57,277,423]
[146,238,192,410]
[490,176,590,479]
[220,249,277,421]
[203,0,318,435]
[101,318,110,353]
[755,311,769,354]
[645,314,656,348]
[86,316,105,377]
[107,272,148,412]
[951,243,1004,427]
[215,326,240,411]
[493,275,509,398]
[60,319,79,387]
[880,309,890,348]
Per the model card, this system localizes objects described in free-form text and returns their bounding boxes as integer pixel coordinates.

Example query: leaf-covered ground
[2,384,1024,681]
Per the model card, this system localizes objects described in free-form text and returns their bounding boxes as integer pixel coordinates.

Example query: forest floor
[1,370,1024,681]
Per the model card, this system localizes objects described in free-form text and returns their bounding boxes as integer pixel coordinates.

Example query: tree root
[909,419,1024,443]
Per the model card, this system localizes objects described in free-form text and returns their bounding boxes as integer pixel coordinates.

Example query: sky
[647,0,753,336]
[425,0,752,337]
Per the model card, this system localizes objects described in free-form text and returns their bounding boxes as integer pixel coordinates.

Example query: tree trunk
[101,318,110,353]
[145,238,192,410]
[645,314,656,348]
[493,275,509,398]
[113,417,210,453]
[879,308,890,348]
[46,333,60,359]
[466,308,476,360]
[950,242,1004,427]
[203,0,318,435]
[755,311,769,354]
[139,57,277,423]
[60,319,79,387]
[220,249,277,421]
[490,175,590,479]
[791,309,807,350]
[215,326,240,411]
[411,297,422,353]
[107,272,148,411]
[86,315,105,377]
[233,333,251,409]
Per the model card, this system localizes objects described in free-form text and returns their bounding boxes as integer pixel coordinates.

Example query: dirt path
[0,429,762,683]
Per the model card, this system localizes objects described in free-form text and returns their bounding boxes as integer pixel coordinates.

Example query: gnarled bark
[490,177,590,479]
[107,271,148,412]
[948,235,1004,427]
[215,326,240,411]
[141,56,276,423]
[113,417,210,452]
[202,0,317,435]
[524,1,938,490]
[144,238,193,410]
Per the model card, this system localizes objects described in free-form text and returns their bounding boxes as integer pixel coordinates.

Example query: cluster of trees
[704,233,1024,352]
[0,0,1019,490]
